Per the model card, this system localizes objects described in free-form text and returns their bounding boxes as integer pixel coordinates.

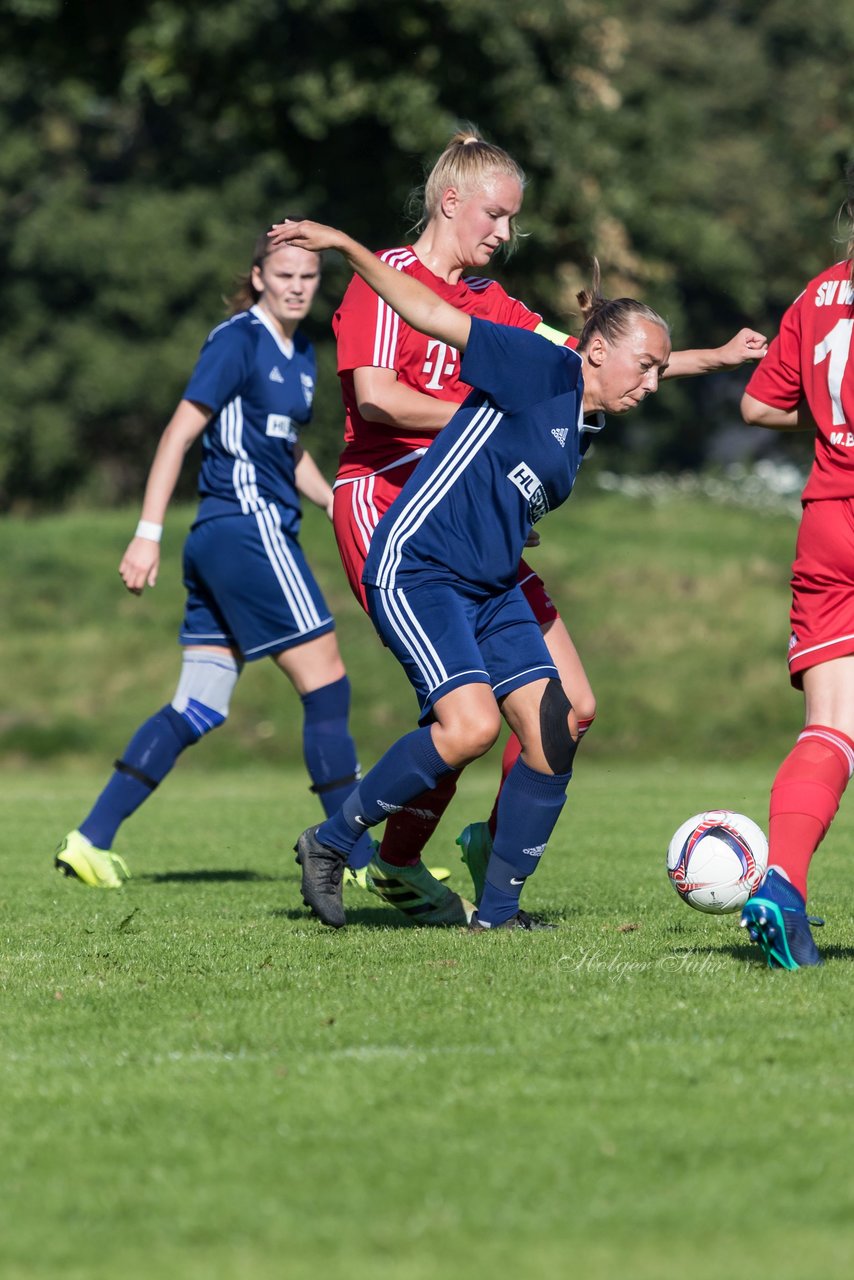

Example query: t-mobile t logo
[422,340,458,390]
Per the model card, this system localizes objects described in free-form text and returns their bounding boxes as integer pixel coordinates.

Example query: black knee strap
[310,772,360,796]
[539,680,577,775]
[114,758,160,791]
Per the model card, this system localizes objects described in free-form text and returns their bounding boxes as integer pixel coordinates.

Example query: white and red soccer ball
[667,810,768,914]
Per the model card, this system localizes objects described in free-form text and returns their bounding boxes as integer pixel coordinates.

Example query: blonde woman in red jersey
[289,125,767,925]
[739,169,854,968]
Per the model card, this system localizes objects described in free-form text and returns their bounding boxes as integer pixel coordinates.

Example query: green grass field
[3,761,854,1279]
[2,492,852,1277]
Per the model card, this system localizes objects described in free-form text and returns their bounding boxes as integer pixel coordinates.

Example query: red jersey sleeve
[744,293,805,411]
[745,262,854,500]
[334,271,393,374]
[487,287,577,348]
[492,290,542,331]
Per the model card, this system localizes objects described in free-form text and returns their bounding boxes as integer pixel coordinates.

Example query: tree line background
[1,0,853,512]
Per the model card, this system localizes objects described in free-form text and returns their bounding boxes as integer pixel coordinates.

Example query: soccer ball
[666,810,768,914]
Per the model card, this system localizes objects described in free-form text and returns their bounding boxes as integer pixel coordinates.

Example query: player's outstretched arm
[741,392,816,432]
[664,327,768,378]
[119,399,210,596]
[269,220,472,353]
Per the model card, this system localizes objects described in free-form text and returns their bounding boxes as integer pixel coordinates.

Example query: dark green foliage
[1,0,853,504]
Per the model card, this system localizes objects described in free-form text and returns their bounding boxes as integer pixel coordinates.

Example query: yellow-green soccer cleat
[455,821,493,904]
[344,841,451,891]
[343,865,371,891]
[366,852,475,925]
[54,830,131,889]
[346,863,451,891]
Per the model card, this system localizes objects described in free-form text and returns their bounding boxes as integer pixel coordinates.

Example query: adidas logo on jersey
[269,366,285,383]
[551,428,569,447]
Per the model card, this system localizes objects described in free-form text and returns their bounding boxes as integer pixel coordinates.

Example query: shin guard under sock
[318,727,456,859]
[300,676,372,868]
[487,716,593,840]
[487,735,523,839]
[478,758,572,926]
[80,706,198,849]
[768,724,854,899]
[301,676,362,815]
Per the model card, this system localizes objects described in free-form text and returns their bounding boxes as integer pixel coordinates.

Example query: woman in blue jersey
[55,232,370,888]
[277,218,671,929]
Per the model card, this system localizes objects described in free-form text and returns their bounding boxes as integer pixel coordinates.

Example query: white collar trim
[250,304,295,358]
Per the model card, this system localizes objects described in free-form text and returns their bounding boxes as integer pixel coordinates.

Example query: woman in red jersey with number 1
[739,168,854,969]
[285,126,766,928]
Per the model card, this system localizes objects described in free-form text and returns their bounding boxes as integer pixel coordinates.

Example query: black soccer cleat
[294,826,348,928]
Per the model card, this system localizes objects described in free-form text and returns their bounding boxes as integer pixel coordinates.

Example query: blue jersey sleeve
[460,318,582,413]
[183,319,255,414]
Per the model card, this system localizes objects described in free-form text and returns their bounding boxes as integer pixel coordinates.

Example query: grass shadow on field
[712,939,854,966]
[817,945,854,962]
[140,869,279,884]
[548,905,593,924]
[272,904,566,931]
[271,904,423,928]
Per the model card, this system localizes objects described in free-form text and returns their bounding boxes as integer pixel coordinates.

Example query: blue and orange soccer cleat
[739,868,824,969]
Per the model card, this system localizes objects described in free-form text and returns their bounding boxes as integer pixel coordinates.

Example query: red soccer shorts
[332,461,559,626]
[788,497,854,687]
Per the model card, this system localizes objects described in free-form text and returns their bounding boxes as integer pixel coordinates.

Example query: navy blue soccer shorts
[180,508,335,661]
[366,576,559,722]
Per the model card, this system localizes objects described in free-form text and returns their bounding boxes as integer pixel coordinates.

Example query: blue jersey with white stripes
[363,319,586,594]
[183,304,316,532]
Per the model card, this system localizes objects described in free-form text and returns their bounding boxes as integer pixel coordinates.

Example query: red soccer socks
[768,724,854,899]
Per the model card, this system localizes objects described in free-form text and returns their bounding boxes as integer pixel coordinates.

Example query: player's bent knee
[468,725,502,759]
[438,712,500,763]
[573,694,597,724]
[540,679,577,774]
[172,649,241,740]
[464,705,503,758]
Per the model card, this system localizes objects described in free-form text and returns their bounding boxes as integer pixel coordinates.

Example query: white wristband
[135,520,163,543]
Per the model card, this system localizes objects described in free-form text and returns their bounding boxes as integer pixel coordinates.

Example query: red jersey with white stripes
[746,260,854,500]
[333,246,544,481]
